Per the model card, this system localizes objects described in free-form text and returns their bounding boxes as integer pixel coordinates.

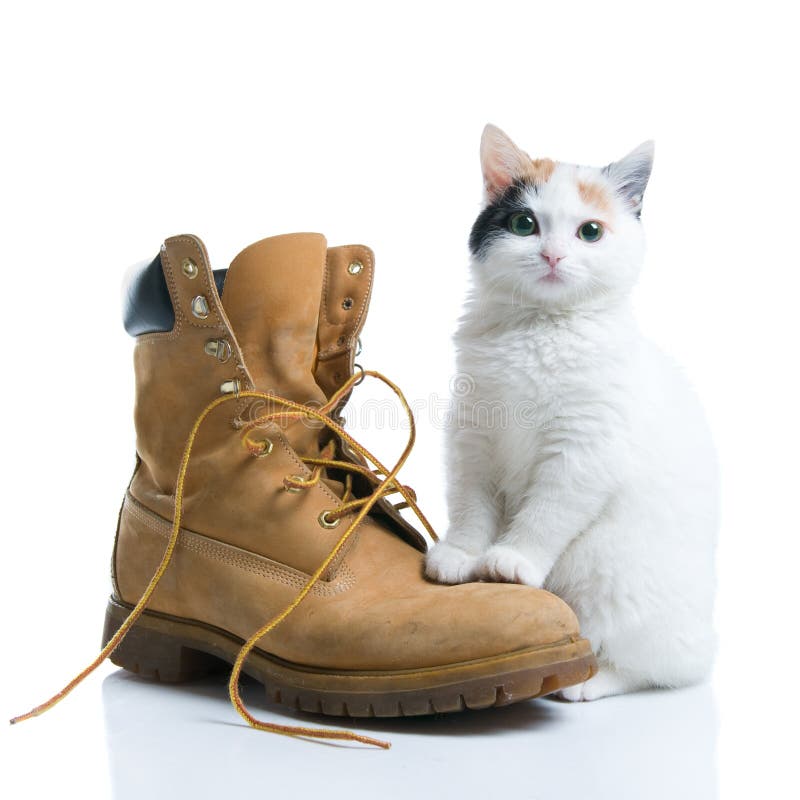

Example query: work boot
[100,233,595,730]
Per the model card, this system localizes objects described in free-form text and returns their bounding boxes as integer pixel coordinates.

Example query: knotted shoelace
[11,370,437,749]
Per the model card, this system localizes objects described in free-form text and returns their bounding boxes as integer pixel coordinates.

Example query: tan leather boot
[102,232,595,730]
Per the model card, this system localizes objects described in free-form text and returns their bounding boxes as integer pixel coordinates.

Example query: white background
[1,2,797,798]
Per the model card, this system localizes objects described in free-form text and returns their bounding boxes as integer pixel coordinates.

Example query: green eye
[577,221,604,242]
[508,212,538,236]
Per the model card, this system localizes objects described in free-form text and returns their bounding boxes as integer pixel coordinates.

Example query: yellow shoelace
[11,370,437,749]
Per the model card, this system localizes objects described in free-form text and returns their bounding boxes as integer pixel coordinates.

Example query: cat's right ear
[480,124,531,203]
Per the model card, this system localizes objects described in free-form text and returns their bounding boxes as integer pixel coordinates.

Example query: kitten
[425,125,718,701]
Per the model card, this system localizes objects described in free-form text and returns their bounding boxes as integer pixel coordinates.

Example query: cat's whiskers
[478,271,519,313]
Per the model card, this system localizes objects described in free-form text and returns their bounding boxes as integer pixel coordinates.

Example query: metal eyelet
[342,297,354,311]
[347,260,363,275]
[284,475,305,493]
[205,339,232,362]
[253,438,273,457]
[220,379,240,395]
[181,258,199,279]
[318,510,340,529]
[192,295,210,319]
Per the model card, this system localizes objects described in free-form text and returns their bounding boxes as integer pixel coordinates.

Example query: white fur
[426,127,718,700]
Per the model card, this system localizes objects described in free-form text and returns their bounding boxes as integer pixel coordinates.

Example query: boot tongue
[222,233,328,408]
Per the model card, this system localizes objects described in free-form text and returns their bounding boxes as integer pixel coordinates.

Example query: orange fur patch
[578,180,612,213]
[523,158,556,185]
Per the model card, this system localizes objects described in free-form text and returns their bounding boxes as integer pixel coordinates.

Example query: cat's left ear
[604,141,655,217]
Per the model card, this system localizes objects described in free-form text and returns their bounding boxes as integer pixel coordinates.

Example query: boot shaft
[122,232,423,584]
[126,233,373,489]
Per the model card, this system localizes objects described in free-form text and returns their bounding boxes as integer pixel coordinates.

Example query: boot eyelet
[220,379,241,395]
[347,260,363,275]
[342,297,354,311]
[284,475,305,493]
[318,510,340,529]
[205,338,232,362]
[181,258,199,279]
[254,438,273,457]
[192,295,210,319]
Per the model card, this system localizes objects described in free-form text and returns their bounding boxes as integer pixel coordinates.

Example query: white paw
[476,545,546,587]
[425,541,480,584]
[556,666,633,701]
[557,682,589,702]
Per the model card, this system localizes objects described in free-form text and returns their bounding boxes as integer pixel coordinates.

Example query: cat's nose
[542,252,565,270]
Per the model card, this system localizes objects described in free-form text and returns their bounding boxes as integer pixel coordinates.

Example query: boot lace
[11,370,438,749]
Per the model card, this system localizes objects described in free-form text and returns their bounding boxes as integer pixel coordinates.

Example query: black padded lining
[123,254,175,336]
[213,268,227,296]
[122,253,229,337]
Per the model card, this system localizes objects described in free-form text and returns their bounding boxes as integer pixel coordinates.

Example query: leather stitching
[318,246,374,358]
[143,237,253,423]
[271,427,362,578]
[125,495,356,596]
[169,236,225,330]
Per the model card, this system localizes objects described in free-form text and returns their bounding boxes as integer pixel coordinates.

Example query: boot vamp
[116,495,578,672]
[261,522,580,671]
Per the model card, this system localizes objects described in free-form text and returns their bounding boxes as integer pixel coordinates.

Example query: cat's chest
[466,322,607,405]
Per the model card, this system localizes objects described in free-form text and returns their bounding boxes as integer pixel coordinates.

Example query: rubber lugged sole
[102,597,597,717]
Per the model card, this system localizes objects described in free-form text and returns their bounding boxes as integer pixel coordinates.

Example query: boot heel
[102,599,226,683]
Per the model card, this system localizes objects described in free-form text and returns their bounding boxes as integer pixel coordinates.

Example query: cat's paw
[557,682,593,702]
[425,541,480,584]
[556,667,633,702]
[476,545,546,587]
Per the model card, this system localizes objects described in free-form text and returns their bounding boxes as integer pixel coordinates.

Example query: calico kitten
[426,125,718,700]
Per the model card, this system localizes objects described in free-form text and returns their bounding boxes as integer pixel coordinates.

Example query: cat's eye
[508,212,538,237]
[577,221,604,242]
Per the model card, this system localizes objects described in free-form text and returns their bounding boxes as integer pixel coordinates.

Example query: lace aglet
[10,707,43,725]
[10,691,67,725]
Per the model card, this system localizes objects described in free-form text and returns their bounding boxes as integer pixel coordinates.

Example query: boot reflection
[102,670,716,800]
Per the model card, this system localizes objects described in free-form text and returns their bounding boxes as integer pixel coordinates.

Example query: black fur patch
[469,180,537,259]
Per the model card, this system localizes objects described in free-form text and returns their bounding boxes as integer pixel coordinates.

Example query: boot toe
[419,581,581,663]
[277,578,581,671]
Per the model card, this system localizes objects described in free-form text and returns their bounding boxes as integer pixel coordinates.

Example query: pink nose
[543,253,565,270]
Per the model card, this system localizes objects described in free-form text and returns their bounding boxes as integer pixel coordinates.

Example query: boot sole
[103,596,597,717]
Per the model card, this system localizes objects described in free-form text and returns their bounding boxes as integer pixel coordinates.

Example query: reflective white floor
[99,671,716,800]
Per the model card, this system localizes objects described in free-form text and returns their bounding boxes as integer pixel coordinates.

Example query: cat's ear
[604,141,655,216]
[480,124,531,202]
